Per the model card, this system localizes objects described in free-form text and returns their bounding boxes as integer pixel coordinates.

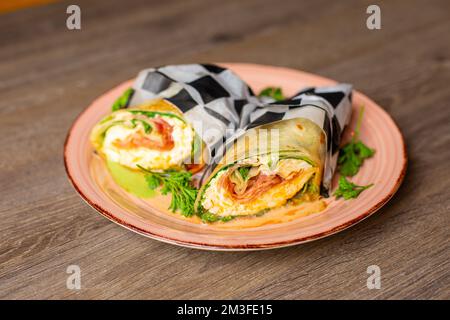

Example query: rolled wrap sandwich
[90,64,258,173]
[195,118,325,220]
[90,99,200,172]
[195,84,352,221]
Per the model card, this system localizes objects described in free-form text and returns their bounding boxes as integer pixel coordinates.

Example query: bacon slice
[114,117,175,151]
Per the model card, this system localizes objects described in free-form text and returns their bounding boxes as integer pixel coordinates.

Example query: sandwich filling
[92,110,195,171]
[199,155,319,217]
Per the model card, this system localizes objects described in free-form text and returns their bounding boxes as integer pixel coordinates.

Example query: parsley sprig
[334,176,373,200]
[334,106,375,200]
[338,106,375,176]
[137,165,197,217]
[258,87,285,101]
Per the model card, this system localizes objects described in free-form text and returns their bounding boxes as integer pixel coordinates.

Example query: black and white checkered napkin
[125,64,352,194]
[128,64,260,156]
[245,84,353,193]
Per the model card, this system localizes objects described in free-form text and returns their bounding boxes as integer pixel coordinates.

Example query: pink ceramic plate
[64,63,407,250]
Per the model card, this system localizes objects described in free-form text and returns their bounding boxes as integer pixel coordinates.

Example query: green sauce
[106,160,156,198]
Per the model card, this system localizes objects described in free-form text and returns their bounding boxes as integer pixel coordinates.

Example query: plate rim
[63,62,408,251]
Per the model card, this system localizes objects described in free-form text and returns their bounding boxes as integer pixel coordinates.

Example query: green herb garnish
[306,180,319,194]
[131,119,152,134]
[137,165,197,217]
[258,87,285,101]
[200,212,235,223]
[112,88,134,111]
[237,166,251,180]
[338,106,375,176]
[128,110,185,122]
[334,176,373,200]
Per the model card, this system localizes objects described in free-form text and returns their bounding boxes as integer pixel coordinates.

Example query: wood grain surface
[0,0,449,299]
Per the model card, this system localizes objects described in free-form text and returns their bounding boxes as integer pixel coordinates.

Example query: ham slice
[114,117,175,151]
[220,170,283,203]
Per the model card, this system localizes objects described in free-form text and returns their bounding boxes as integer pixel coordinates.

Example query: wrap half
[195,84,353,220]
[90,99,207,172]
[195,118,326,219]
[90,64,259,173]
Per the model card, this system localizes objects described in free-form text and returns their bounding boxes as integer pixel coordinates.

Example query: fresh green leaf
[112,88,134,111]
[338,140,375,176]
[338,143,362,176]
[144,174,161,190]
[200,212,235,223]
[237,166,251,180]
[354,141,375,159]
[128,110,185,122]
[338,106,375,176]
[131,119,153,134]
[200,213,220,222]
[334,176,373,200]
[258,87,285,101]
[137,165,198,217]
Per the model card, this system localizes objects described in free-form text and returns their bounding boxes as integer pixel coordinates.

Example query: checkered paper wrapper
[243,84,353,194]
[123,64,352,195]
[127,64,260,159]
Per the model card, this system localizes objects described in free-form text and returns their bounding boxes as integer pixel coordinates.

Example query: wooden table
[0,0,448,299]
